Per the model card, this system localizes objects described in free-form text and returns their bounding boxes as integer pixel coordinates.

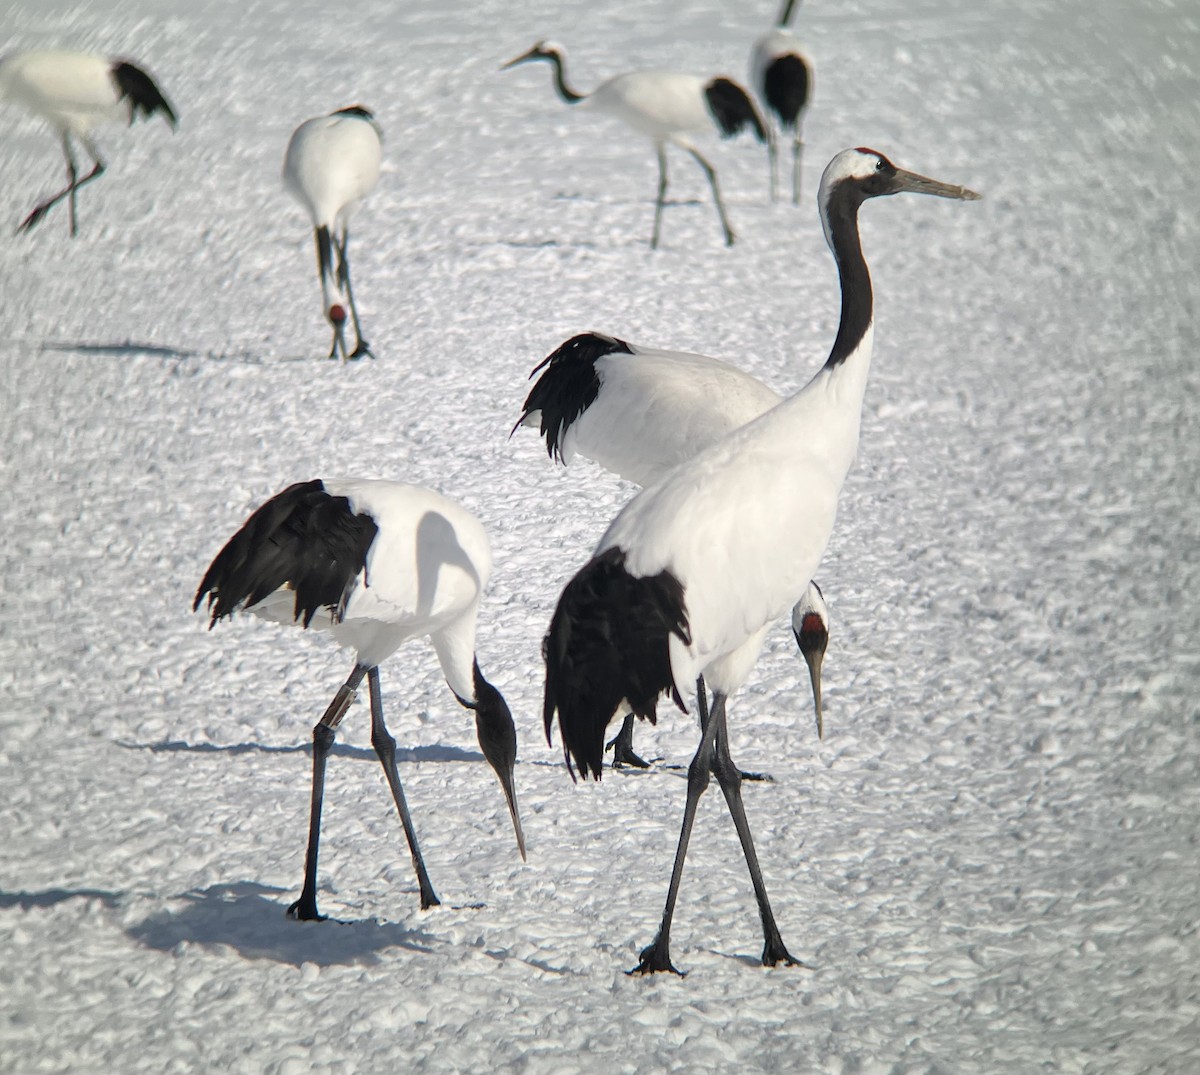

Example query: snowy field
[1,0,1198,1071]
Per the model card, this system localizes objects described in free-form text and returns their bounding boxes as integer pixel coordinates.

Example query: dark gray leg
[630,677,719,976]
[367,667,439,909]
[709,700,806,968]
[288,663,368,921]
[695,676,769,782]
[651,143,668,250]
[792,126,805,206]
[18,134,105,237]
[606,713,650,768]
[335,228,372,359]
[685,147,735,247]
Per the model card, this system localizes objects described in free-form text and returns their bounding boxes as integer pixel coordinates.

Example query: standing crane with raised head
[501,40,768,249]
[196,478,526,921]
[542,148,979,974]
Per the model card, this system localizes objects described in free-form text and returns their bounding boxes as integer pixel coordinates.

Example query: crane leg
[288,663,367,920]
[650,144,669,251]
[691,676,769,781]
[686,146,735,247]
[605,712,650,768]
[630,677,720,976]
[18,134,105,237]
[366,666,440,909]
[792,127,804,207]
[768,128,780,204]
[709,700,807,968]
[335,227,372,360]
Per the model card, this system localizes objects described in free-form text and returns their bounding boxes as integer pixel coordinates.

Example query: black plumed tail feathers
[763,55,811,129]
[704,78,766,142]
[513,332,634,462]
[542,548,690,781]
[194,480,378,629]
[111,61,178,129]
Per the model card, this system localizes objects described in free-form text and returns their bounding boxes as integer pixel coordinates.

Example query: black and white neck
[816,147,981,372]
[503,41,585,104]
[777,0,800,28]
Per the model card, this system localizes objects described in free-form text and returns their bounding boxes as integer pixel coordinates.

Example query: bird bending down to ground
[0,49,177,236]
[542,148,979,974]
[513,330,830,768]
[751,0,813,204]
[283,106,382,361]
[195,478,526,920]
[501,40,768,249]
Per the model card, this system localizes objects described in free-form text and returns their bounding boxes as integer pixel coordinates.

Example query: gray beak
[892,168,981,201]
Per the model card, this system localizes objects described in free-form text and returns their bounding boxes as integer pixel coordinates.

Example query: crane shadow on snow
[0,887,122,910]
[40,340,308,365]
[126,882,436,967]
[120,739,484,764]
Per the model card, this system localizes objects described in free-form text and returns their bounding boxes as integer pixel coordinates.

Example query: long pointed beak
[803,648,825,740]
[495,766,527,862]
[893,168,981,201]
[500,48,537,72]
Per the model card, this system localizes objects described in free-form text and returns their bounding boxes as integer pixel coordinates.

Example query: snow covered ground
[1,0,1197,1071]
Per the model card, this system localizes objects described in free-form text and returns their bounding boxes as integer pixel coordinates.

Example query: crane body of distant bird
[501,41,768,249]
[195,478,526,920]
[0,49,177,236]
[514,330,830,767]
[283,107,382,361]
[542,148,979,974]
[751,0,813,204]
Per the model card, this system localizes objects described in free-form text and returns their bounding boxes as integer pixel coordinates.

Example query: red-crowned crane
[513,331,830,768]
[195,478,526,921]
[283,106,381,361]
[542,148,979,974]
[0,48,177,236]
[751,0,813,204]
[501,40,768,249]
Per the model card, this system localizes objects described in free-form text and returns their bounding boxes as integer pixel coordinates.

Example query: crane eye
[875,158,886,171]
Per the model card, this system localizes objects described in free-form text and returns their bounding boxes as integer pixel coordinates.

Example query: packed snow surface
[1,0,1197,1072]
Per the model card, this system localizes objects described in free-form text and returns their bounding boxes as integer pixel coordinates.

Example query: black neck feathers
[822,180,873,370]
[543,50,584,104]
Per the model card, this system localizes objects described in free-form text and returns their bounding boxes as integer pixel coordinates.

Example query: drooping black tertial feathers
[514,332,634,462]
[194,479,378,629]
[542,547,690,781]
[111,61,178,128]
[704,78,766,142]
[762,54,810,130]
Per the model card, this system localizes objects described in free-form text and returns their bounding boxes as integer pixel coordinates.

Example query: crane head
[500,40,564,71]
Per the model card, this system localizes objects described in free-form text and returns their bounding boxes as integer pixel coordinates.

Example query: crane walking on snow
[751,0,813,204]
[195,478,526,920]
[513,330,830,768]
[542,148,979,974]
[0,48,177,236]
[501,40,768,249]
[283,106,381,361]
